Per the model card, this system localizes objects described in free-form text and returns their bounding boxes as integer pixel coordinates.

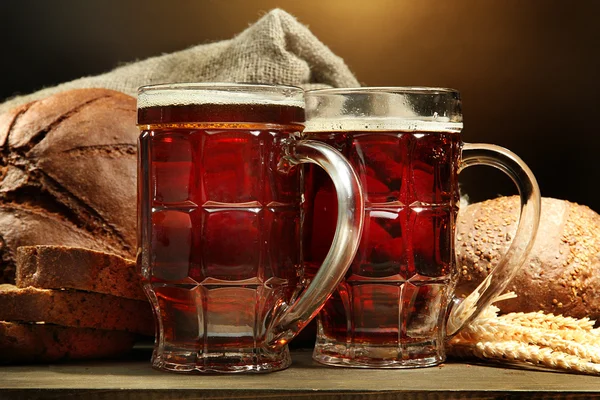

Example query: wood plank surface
[1,349,599,399]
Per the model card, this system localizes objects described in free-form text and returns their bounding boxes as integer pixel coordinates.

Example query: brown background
[1,0,599,211]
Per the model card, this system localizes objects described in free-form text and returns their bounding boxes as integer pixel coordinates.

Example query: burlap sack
[0,9,359,114]
[0,9,359,284]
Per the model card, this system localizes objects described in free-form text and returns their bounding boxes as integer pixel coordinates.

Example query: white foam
[137,89,304,109]
[304,117,463,133]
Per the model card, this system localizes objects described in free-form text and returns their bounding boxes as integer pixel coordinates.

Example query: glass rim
[137,82,304,95]
[305,86,460,96]
[137,82,305,111]
[304,86,463,132]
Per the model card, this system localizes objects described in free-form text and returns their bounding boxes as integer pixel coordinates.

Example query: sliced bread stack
[0,245,153,363]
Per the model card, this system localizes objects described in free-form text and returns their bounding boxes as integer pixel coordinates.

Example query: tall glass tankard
[303,87,541,368]
[137,83,364,373]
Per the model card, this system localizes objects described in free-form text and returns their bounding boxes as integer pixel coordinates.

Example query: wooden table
[1,349,599,399]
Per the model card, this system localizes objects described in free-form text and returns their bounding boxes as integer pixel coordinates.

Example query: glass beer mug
[136,83,364,373]
[303,87,541,368]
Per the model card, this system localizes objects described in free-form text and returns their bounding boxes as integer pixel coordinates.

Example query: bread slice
[0,204,128,284]
[0,284,153,336]
[0,321,139,363]
[16,245,146,301]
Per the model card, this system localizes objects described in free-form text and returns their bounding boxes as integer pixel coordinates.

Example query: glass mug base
[151,347,292,373]
[313,338,444,369]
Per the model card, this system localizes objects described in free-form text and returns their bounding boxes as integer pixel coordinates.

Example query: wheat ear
[447,294,600,375]
[499,311,597,331]
[457,321,600,363]
[472,341,600,375]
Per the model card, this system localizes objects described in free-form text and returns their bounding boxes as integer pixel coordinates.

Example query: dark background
[2,0,599,211]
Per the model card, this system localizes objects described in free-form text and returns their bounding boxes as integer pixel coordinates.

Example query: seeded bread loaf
[0,284,153,335]
[16,245,145,301]
[456,196,600,322]
[0,89,138,283]
[0,321,138,364]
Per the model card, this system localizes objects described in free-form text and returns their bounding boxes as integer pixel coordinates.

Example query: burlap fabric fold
[0,9,359,114]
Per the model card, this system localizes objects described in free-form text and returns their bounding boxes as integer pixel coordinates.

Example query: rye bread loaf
[0,88,138,283]
[0,321,138,364]
[16,245,145,301]
[456,196,600,322]
[0,284,153,335]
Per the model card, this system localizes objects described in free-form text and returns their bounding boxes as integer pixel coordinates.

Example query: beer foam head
[304,87,463,133]
[304,117,463,133]
[137,83,304,109]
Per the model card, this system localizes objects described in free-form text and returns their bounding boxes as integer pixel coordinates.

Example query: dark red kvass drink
[304,117,461,364]
[137,84,306,371]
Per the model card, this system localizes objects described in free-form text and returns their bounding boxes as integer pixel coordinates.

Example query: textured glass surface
[140,127,301,372]
[304,130,459,367]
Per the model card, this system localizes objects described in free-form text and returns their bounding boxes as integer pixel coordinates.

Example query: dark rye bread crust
[0,89,138,283]
[16,245,146,301]
[0,205,125,283]
[0,321,138,364]
[456,196,600,322]
[0,284,153,336]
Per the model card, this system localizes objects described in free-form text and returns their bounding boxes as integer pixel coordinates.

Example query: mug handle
[446,143,541,336]
[266,140,364,348]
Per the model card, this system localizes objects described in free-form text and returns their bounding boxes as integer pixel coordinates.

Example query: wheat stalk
[459,322,600,362]
[447,294,600,375]
[499,311,597,331]
[473,341,600,375]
